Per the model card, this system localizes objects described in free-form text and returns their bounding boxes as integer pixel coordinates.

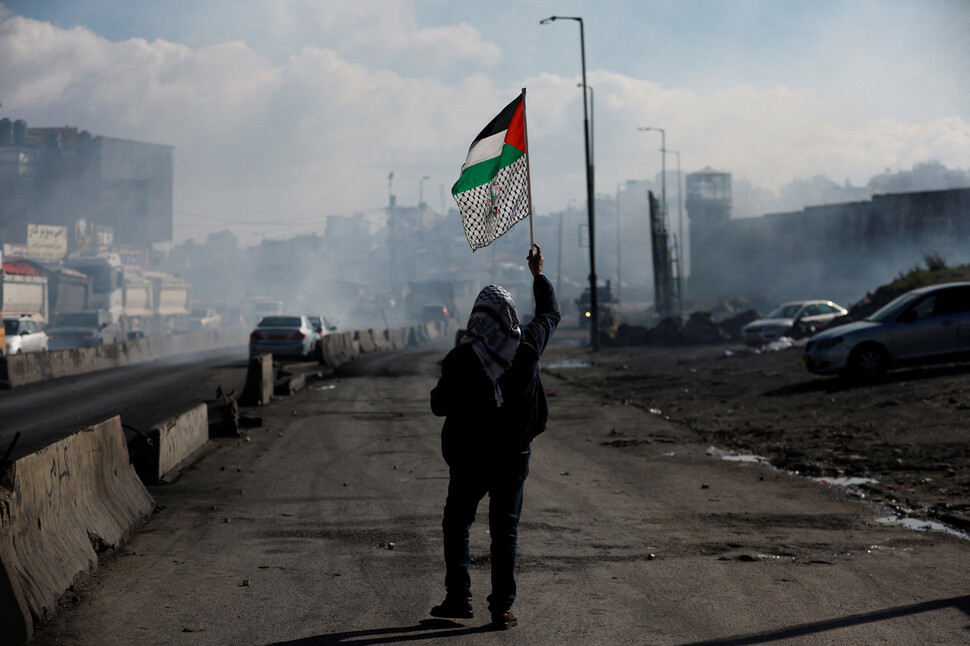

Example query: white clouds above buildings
[0,1,967,243]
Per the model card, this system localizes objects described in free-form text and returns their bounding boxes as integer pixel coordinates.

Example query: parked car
[47,310,123,349]
[308,315,337,336]
[804,282,970,378]
[742,300,848,345]
[249,315,316,359]
[189,306,222,330]
[306,315,337,361]
[4,315,49,354]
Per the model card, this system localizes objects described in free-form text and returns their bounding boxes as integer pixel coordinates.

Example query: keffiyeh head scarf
[461,284,521,406]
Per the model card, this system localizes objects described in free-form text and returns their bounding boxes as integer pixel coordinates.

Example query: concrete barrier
[275,369,306,396]
[387,327,408,350]
[0,328,249,389]
[240,353,273,407]
[0,416,155,644]
[357,329,377,354]
[321,333,356,370]
[131,404,209,484]
[370,328,391,351]
[289,324,446,373]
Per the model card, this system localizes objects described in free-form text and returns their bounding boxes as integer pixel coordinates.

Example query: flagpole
[521,87,535,249]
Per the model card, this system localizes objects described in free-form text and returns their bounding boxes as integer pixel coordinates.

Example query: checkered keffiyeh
[460,284,521,406]
[454,156,530,251]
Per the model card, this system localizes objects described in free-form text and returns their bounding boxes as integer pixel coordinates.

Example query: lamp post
[667,150,684,313]
[576,83,594,163]
[542,15,598,349]
[638,127,666,226]
[615,183,622,303]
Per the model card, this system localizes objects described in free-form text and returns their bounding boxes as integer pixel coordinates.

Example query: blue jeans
[441,449,531,614]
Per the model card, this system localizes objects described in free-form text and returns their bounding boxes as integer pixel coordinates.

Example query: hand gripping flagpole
[521,88,536,249]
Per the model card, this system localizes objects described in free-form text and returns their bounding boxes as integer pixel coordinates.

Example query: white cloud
[0,8,967,246]
[270,0,502,74]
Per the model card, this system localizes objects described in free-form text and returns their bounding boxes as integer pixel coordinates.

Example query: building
[686,171,970,305]
[0,118,173,255]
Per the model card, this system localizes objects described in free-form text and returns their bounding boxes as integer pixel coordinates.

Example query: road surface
[0,346,249,459]
[30,341,970,644]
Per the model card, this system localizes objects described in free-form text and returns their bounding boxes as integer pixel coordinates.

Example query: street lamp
[666,150,684,312]
[638,127,666,226]
[542,15,598,349]
[576,83,593,163]
[615,182,622,303]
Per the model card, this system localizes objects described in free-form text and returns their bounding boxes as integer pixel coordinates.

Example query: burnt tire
[847,344,890,380]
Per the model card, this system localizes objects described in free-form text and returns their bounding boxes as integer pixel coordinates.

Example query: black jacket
[431,275,560,465]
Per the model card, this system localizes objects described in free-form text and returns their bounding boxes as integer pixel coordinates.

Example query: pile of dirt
[544,341,970,534]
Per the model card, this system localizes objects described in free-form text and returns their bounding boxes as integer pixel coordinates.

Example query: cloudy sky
[1,0,968,245]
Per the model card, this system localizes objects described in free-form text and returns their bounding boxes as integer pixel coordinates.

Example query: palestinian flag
[452,91,531,251]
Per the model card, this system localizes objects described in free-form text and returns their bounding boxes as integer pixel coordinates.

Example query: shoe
[430,596,473,619]
[491,609,518,630]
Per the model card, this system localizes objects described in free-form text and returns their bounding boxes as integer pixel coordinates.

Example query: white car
[4,316,49,354]
[189,306,222,330]
[742,300,848,346]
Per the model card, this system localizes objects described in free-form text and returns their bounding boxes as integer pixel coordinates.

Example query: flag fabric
[452,92,530,251]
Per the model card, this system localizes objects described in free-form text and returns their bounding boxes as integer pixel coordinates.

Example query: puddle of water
[705,446,770,464]
[811,476,877,486]
[546,359,592,369]
[875,515,969,540]
[663,447,969,541]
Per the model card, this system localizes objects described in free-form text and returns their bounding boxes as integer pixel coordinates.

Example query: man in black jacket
[429,244,560,630]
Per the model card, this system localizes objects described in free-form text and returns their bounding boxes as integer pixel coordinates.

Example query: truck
[47,309,124,349]
[1,253,194,345]
[1,261,49,324]
[141,270,191,334]
[63,253,124,326]
[248,296,283,325]
[576,281,617,328]
[122,270,154,336]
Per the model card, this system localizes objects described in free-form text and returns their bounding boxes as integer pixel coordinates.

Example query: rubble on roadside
[604,309,760,347]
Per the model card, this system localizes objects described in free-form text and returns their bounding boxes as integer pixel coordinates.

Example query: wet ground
[543,337,970,535]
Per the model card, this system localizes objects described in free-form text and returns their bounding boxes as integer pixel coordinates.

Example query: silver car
[742,300,848,346]
[804,282,970,377]
[249,315,316,360]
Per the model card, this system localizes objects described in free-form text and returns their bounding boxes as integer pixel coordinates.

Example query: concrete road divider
[0,416,155,645]
[387,327,408,350]
[0,329,248,389]
[130,404,209,484]
[356,329,377,354]
[240,353,273,407]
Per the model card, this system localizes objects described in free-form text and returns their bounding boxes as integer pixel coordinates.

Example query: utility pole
[542,15,598,349]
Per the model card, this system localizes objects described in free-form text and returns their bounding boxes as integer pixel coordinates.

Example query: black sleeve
[430,350,456,417]
[522,274,561,356]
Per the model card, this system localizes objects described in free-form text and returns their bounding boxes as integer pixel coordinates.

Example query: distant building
[686,172,970,305]
[684,168,732,299]
[0,118,173,253]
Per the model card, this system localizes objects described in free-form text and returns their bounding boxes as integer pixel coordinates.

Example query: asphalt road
[0,346,250,459]
[30,340,970,645]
